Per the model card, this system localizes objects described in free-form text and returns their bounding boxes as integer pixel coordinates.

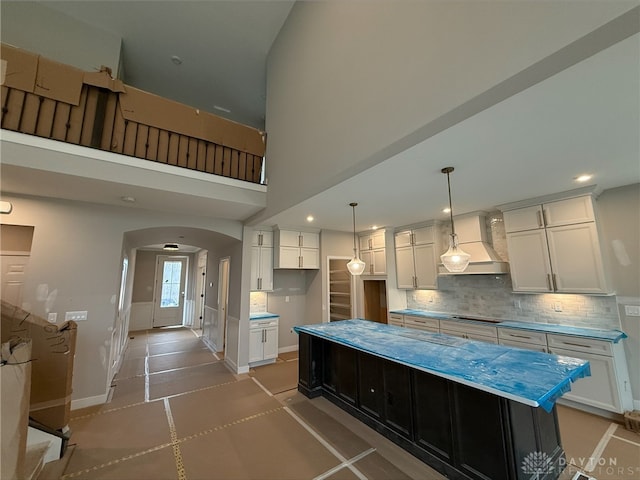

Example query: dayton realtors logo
[521,451,555,478]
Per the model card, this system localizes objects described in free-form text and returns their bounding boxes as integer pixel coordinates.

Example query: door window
[161,261,183,307]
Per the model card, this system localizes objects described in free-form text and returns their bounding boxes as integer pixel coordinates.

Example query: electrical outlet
[47,312,57,323]
[65,310,88,321]
[624,305,640,316]
[514,300,521,309]
[553,303,562,312]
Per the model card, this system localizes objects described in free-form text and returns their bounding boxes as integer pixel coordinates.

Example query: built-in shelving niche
[328,258,353,322]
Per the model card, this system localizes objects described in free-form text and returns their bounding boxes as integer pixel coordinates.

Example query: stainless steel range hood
[438,211,509,275]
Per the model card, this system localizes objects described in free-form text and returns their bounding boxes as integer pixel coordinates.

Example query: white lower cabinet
[404,315,439,333]
[547,333,632,414]
[439,319,498,344]
[498,327,548,352]
[388,313,404,327]
[249,318,279,366]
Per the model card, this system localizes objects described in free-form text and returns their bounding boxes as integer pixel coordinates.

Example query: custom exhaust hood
[438,212,509,275]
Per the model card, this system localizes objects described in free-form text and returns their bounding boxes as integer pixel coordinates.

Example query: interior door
[0,255,29,306]
[219,257,230,352]
[153,256,188,327]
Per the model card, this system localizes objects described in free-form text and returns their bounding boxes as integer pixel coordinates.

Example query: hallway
[45,327,640,480]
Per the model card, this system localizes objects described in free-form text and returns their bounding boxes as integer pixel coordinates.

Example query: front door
[153,256,188,327]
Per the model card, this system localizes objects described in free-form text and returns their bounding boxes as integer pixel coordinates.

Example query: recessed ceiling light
[171,55,182,65]
[306,215,314,222]
[121,196,136,203]
[442,207,451,214]
[371,225,379,230]
[575,174,593,183]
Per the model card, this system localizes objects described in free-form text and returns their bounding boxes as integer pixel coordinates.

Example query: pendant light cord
[443,168,456,236]
[350,202,358,252]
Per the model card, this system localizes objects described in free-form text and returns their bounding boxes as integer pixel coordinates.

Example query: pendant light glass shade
[440,233,471,273]
[347,202,366,275]
[439,167,471,273]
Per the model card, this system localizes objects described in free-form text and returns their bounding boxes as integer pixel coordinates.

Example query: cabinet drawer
[439,320,497,338]
[498,328,547,346]
[499,338,547,353]
[546,334,612,356]
[250,319,279,330]
[404,315,439,332]
[388,314,404,327]
[465,333,498,344]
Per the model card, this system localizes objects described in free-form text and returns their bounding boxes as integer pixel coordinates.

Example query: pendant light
[346,202,366,275]
[440,167,471,273]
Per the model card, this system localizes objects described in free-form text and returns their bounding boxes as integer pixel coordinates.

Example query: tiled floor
[51,327,639,480]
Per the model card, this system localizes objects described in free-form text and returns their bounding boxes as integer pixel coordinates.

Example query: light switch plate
[47,313,57,323]
[624,305,640,317]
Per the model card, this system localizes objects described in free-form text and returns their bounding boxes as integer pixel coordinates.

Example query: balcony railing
[0,43,266,184]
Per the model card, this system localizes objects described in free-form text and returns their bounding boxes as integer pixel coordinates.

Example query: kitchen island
[294,319,590,480]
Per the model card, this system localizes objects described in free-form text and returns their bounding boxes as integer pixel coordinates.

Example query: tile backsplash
[407,274,621,330]
[250,291,267,313]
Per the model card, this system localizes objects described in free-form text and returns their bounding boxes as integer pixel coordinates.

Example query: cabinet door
[300,232,319,248]
[259,231,273,247]
[263,326,279,360]
[358,352,384,420]
[412,225,435,245]
[505,229,553,292]
[395,245,415,289]
[249,328,264,363]
[550,347,621,413]
[361,250,374,275]
[372,249,386,275]
[414,243,437,289]
[370,231,385,249]
[413,370,453,461]
[394,231,413,248]
[359,234,372,252]
[259,247,273,291]
[503,205,543,233]
[278,246,301,268]
[250,246,261,291]
[383,361,413,439]
[300,247,319,269]
[279,230,301,247]
[543,196,594,227]
[546,222,607,293]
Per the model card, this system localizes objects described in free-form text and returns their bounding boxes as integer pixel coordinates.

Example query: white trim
[278,345,299,354]
[71,392,109,410]
[224,355,249,375]
[616,296,640,305]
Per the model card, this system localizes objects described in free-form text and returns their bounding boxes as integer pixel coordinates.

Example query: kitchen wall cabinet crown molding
[394,222,441,290]
[273,228,320,269]
[250,229,273,291]
[500,191,610,294]
[359,229,386,275]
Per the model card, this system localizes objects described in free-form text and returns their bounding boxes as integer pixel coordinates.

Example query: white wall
[2,192,244,404]
[1,1,122,75]
[258,1,636,224]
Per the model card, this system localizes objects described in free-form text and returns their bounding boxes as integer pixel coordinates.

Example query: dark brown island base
[295,320,591,480]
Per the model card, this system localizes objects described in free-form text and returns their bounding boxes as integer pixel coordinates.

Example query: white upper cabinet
[274,229,320,269]
[394,224,439,289]
[359,230,386,275]
[250,230,273,291]
[501,192,609,294]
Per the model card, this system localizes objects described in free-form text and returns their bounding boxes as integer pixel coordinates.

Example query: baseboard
[70,393,108,411]
[223,356,249,375]
[278,344,299,354]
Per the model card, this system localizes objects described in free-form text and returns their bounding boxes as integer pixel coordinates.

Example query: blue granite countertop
[250,312,280,320]
[294,319,590,412]
[497,321,627,343]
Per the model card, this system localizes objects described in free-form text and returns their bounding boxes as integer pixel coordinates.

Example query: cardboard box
[1,42,265,183]
[1,301,77,431]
